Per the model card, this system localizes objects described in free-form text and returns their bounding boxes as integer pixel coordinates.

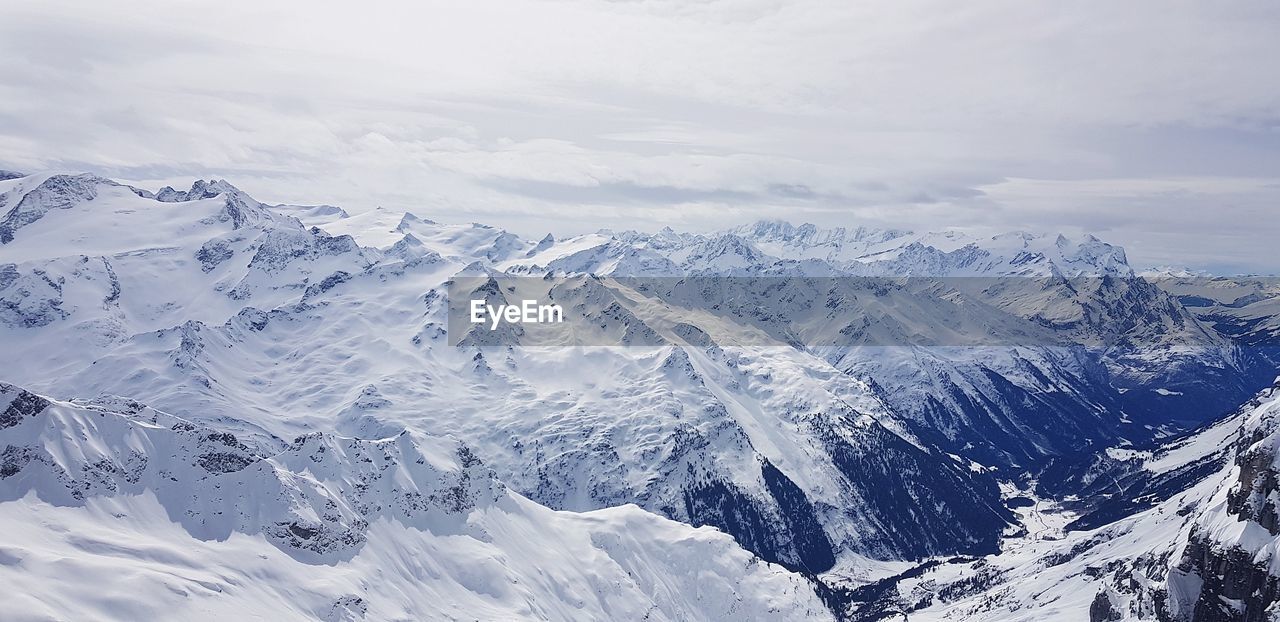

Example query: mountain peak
[0,173,122,244]
[733,219,912,248]
[155,179,244,203]
[396,211,437,230]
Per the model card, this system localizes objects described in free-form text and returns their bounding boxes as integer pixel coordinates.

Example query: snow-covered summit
[726,220,1133,277]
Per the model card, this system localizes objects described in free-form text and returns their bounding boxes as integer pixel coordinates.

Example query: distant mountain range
[2,172,1279,621]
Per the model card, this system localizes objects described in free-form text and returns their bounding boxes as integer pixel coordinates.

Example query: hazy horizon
[2,0,1278,272]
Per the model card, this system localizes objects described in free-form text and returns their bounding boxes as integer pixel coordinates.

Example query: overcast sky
[2,0,1278,272]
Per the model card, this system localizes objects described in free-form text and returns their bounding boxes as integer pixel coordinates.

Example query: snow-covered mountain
[503,216,1268,473]
[1151,273,1280,351]
[0,174,1017,568]
[728,219,1134,277]
[0,382,830,621]
[2,171,1278,620]
[811,378,1280,622]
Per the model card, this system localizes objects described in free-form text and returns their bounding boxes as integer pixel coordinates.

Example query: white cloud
[1,0,1278,270]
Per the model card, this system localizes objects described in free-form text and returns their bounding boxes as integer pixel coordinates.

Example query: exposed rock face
[1174,535,1280,622]
[0,174,104,243]
[1038,381,1280,622]
[0,383,49,428]
[1090,590,1123,622]
[1228,427,1280,533]
[0,382,503,561]
[1169,385,1280,621]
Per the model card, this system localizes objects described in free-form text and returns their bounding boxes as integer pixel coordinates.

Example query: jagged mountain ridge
[0,382,831,621]
[510,215,1266,474]
[0,172,1020,572]
[3,171,1279,620]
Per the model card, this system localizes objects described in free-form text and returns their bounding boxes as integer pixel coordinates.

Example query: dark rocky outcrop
[1168,382,1280,621]
[0,383,50,428]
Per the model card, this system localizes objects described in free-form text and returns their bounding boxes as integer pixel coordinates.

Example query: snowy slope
[811,379,1280,621]
[319,207,531,263]
[0,174,1016,573]
[0,382,832,621]
[4,171,1279,621]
